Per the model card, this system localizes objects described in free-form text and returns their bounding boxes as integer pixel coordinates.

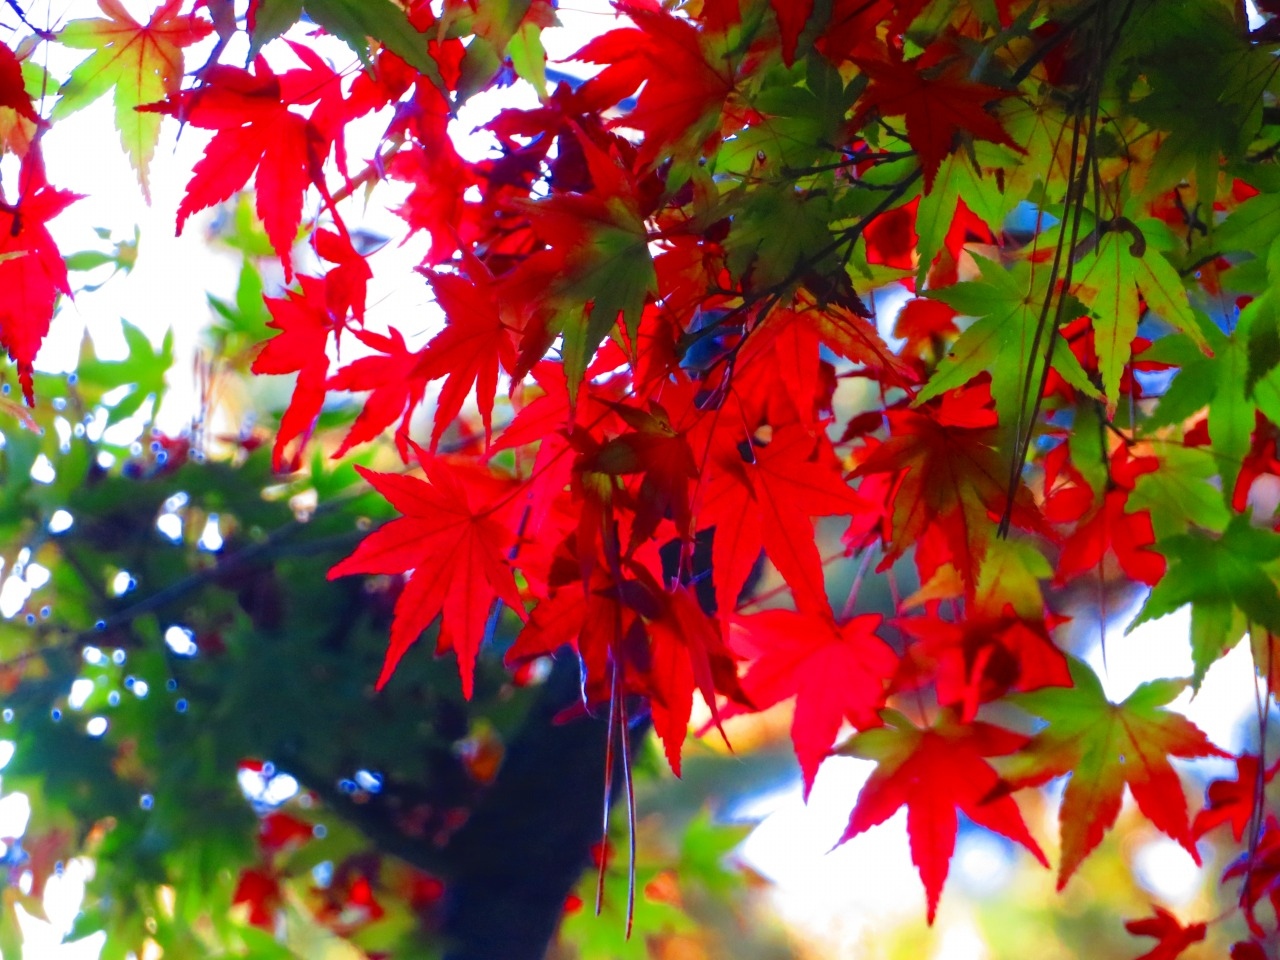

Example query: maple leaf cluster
[9,0,1280,951]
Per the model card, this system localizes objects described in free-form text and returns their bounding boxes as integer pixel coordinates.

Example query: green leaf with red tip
[1000,658,1227,889]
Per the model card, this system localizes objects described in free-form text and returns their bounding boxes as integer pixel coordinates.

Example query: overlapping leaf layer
[5,0,1280,953]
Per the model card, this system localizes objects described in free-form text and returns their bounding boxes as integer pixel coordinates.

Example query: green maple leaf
[1113,0,1269,200]
[914,150,1018,285]
[1000,93,1075,200]
[53,0,213,199]
[1211,188,1280,268]
[920,255,1098,431]
[724,187,834,291]
[715,56,856,177]
[1071,213,1201,405]
[1129,515,1280,686]
[551,220,657,398]
[75,319,173,426]
[1126,443,1230,540]
[1002,657,1226,889]
[1144,305,1258,497]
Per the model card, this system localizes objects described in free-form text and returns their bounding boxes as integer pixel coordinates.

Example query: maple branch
[1000,0,1138,534]
[327,137,407,208]
[778,149,914,180]
[1,0,54,39]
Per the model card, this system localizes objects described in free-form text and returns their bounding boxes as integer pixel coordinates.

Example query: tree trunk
[440,655,640,960]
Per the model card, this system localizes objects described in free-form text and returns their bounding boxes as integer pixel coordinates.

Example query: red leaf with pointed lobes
[574,399,698,550]
[755,299,917,389]
[389,140,474,267]
[420,258,519,451]
[1193,754,1280,842]
[894,298,960,359]
[572,1,741,168]
[0,154,79,405]
[770,0,813,65]
[646,585,742,776]
[327,328,430,461]
[854,408,1046,592]
[728,607,897,796]
[850,45,1020,192]
[864,198,918,273]
[1124,906,1207,960]
[840,709,1048,923]
[701,423,872,617]
[143,49,343,276]
[896,609,1070,723]
[998,658,1228,889]
[1056,486,1165,586]
[313,228,371,323]
[251,274,337,471]
[0,41,37,123]
[506,538,743,777]
[1224,817,1280,938]
[814,0,894,63]
[328,460,527,699]
[1055,448,1164,587]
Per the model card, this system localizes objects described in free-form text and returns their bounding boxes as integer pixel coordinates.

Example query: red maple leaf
[770,0,813,65]
[840,710,1048,923]
[1225,817,1280,937]
[1192,754,1279,843]
[894,297,960,359]
[729,607,897,795]
[854,408,1046,591]
[573,1,740,167]
[144,47,343,276]
[1055,448,1164,587]
[313,227,372,323]
[573,398,698,551]
[0,41,37,123]
[701,423,872,616]
[506,538,740,776]
[646,585,741,776]
[419,261,518,451]
[375,39,476,266]
[850,46,1019,192]
[895,610,1070,722]
[0,154,78,405]
[1124,906,1207,960]
[813,0,894,63]
[864,198,918,272]
[327,328,429,461]
[250,274,337,471]
[328,460,526,698]
[754,300,916,389]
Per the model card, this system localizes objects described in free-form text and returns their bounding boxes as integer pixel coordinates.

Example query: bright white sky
[0,2,1266,958]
